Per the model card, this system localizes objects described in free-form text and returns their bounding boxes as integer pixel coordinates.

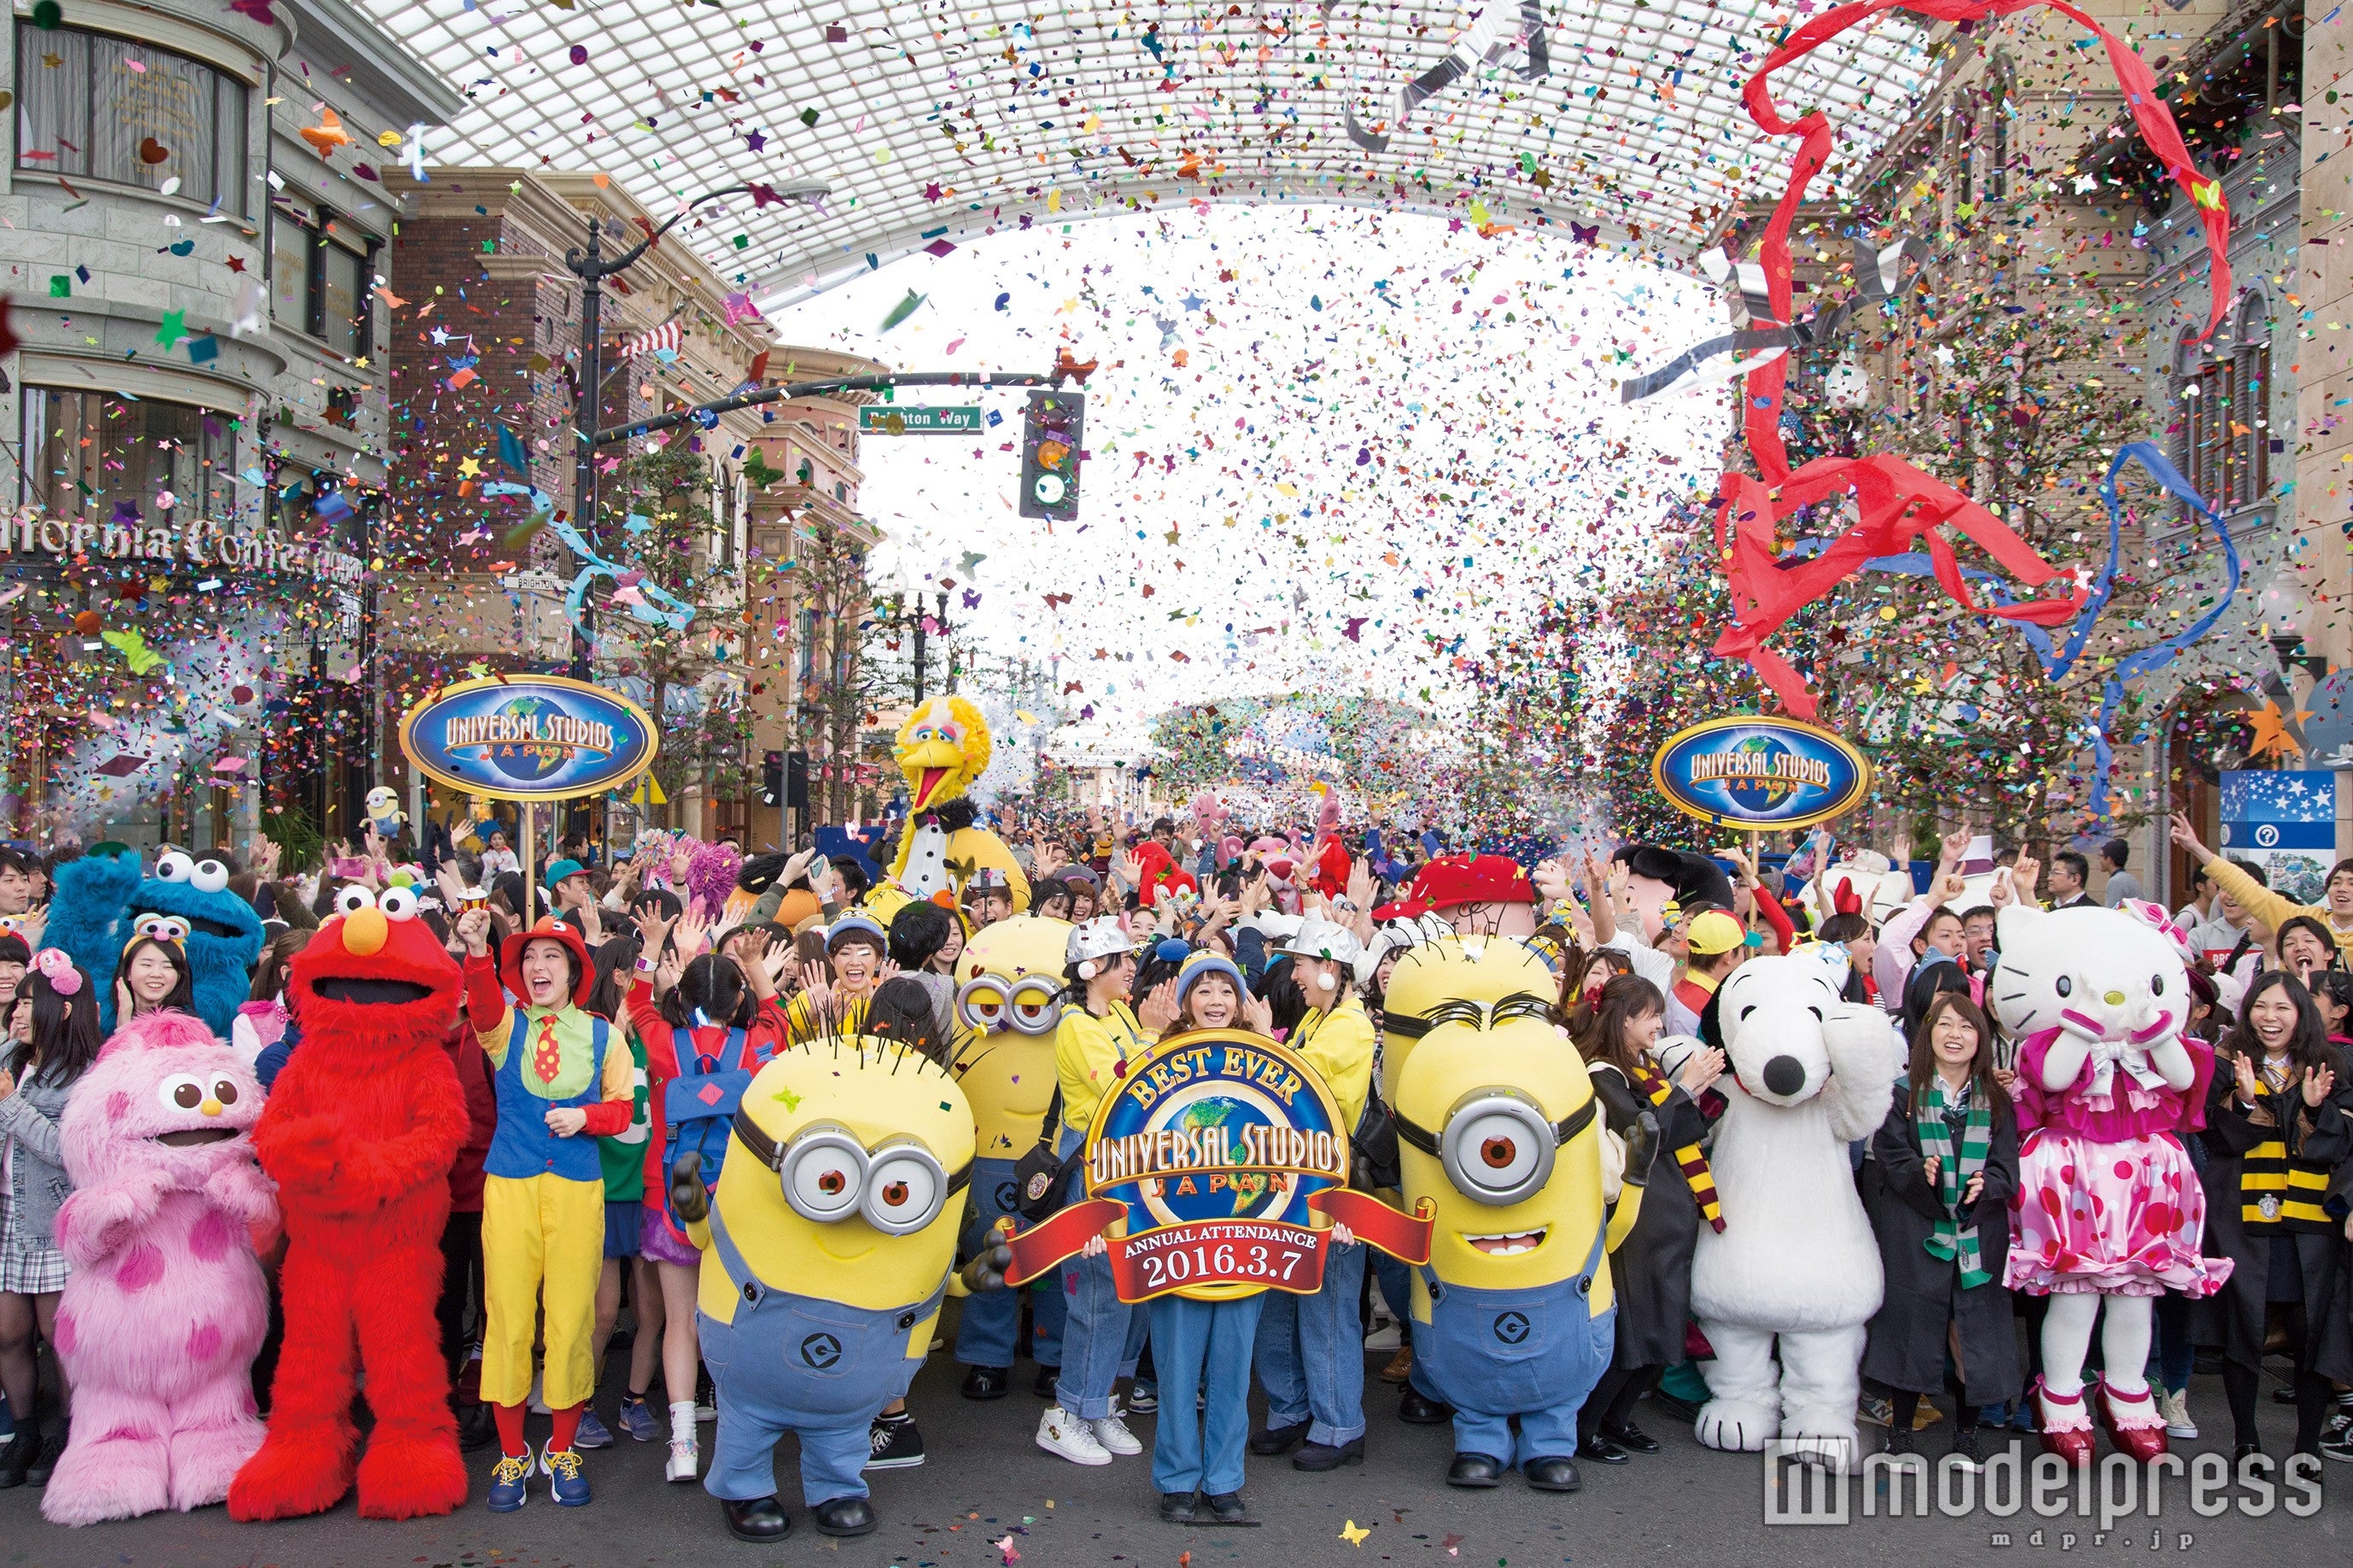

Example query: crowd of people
[0,794,2348,1536]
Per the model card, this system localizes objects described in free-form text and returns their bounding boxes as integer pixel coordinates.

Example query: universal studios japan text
[1762,1439,2324,1532]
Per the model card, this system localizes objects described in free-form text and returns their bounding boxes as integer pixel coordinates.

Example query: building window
[21,387,236,524]
[2178,298,2271,514]
[270,201,375,355]
[14,23,248,213]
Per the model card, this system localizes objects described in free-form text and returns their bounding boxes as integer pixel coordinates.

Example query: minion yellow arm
[1603,1186,1644,1253]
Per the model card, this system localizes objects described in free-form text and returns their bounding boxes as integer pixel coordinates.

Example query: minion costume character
[1387,939,1655,1491]
[665,1033,1001,1542]
[948,914,1075,1397]
[1252,918,1379,1470]
[460,915,635,1510]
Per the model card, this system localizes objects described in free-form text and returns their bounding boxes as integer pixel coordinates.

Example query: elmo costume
[229,889,470,1521]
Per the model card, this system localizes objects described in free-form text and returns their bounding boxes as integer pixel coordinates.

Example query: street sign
[860,405,983,434]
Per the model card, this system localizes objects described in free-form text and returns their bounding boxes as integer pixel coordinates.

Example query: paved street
[2,1334,2346,1566]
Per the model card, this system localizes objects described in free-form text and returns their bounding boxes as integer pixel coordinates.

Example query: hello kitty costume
[1988,900,2230,1466]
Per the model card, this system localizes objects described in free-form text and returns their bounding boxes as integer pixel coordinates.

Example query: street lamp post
[559,180,823,839]
[561,182,828,662]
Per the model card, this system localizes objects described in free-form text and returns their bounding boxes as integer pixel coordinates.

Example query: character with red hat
[1409,854,1540,939]
[454,910,637,1513]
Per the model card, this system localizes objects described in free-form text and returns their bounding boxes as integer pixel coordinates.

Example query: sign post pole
[520,800,536,929]
[399,674,660,924]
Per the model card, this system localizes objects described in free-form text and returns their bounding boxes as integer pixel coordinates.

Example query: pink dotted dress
[2004,1029,2233,1299]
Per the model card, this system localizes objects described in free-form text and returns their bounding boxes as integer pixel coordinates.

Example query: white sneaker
[1036,1405,1112,1466]
[2155,1386,2198,1440]
[1363,1320,1402,1352]
[1091,1409,1143,1456]
[666,1436,699,1483]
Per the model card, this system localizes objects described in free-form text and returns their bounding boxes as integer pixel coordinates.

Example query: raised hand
[2011,855,2041,901]
[1679,1045,1726,1097]
[2169,811,2213,864]
[456,906,493,957]
[2304,1061,2338,1108]
[1241,992,1274,1035]
[1137,976,1180,1034]
[1533,857,1574,905]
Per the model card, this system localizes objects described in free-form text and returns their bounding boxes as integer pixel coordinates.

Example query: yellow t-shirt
[1291,994,1377,1132]
[1054,1000,1147,1135]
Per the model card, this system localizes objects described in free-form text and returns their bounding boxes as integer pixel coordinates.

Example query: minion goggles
[729,1111,972,1234]
[1392,1085,1598,1207]
[955,974,1061,1034]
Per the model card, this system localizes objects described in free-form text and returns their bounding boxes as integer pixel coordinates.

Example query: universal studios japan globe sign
[399,675,658,801]
[1649,715,1873,831]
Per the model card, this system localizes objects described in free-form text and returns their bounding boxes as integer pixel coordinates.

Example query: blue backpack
[662,1023,753,1233]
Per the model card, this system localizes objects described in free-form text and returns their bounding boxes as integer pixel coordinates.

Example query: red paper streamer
[1001,1198,1124,1288]
[1308,1188,1436,1265]
[1715,0,2233,717]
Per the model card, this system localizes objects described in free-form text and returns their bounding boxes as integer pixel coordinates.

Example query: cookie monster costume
[49,847,263,1038]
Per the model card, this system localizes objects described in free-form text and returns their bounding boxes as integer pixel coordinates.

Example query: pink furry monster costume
[41,1010,277,1525]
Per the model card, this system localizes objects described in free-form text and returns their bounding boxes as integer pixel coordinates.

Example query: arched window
[2179,291,2270,513]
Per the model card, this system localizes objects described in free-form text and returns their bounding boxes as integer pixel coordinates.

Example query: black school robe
[1591,1062,1708,1371]
[2192,1046,2353,1382]
[1860,1083,2023,1402]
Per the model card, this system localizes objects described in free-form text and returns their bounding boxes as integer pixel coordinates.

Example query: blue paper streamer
[1783,441,2236,821]
[482,481,699,634]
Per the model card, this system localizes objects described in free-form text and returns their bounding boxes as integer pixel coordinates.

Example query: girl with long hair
[0,957,104,1483]
[2203,970,2353,1460]
[1574,975,1723,1464]
[1860,993,2018,1470]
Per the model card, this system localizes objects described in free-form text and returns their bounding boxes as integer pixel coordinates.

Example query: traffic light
[1018,389,1084,522]
[786,749,809,811]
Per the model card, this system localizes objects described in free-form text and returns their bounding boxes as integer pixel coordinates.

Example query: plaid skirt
[0,1191,68,1295]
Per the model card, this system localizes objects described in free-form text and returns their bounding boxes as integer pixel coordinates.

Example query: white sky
[768,203,1732,749]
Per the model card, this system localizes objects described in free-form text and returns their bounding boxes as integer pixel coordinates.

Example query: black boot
[962,1366,1011,1401]
[1447,1452,1505,1489]
[1524,1455,1582,1493]
[0,1430,36,1489]
[811,1495,878,1536]
[723,1495,793,1542]
[1159,1491,1199,1523]
[1249,1419,1309,1456]
[1202,1491,1259,1526]
[25,1427,63,1487]
[1293,1437,1364,1471]
[1399,1387,1453,1425]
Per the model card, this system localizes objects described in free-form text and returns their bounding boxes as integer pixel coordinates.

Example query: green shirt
[598,1018,651,1202]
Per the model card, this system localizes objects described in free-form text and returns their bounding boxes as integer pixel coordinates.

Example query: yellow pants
[480,1173,606,1410]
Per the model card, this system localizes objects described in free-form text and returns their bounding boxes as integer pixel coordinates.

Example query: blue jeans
[1253,1240,1368,1446]
[1371,1250,1411,1328]
[1052,1128,1145,1419]
[1147,1292,1265,1496]
[2151,1292,2195,1396]
[955,1157,1067,1369]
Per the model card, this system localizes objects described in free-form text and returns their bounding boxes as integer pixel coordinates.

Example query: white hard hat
[1278,917,1362,967]
[1065,916,1136,980]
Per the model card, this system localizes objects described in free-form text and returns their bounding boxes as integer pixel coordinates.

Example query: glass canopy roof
[348,1,1936,303]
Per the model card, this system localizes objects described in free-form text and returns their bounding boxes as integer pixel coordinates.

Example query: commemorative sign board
[398,674,658,801]
[1000,1029,1434,1300]
[1650,714,1872,831]
[1084,1029,1349,1302]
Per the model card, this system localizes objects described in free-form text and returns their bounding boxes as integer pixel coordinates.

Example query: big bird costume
[886,697,1030,911]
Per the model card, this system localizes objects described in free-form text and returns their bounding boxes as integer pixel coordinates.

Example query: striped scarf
[1916,1075,1992,1288]
[1634,1061,1723,1233]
